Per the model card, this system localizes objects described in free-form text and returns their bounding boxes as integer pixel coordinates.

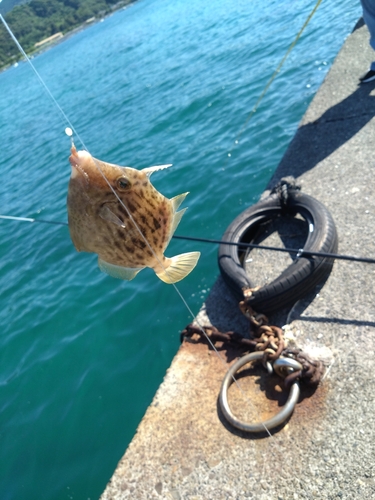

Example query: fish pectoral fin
[170,192,189,211]
[98,258,144,281]
[142,164,173,177]
[98,205,126,228]
[156,252,200,284]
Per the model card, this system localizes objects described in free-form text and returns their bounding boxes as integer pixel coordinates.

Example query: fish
[67,145,200,284]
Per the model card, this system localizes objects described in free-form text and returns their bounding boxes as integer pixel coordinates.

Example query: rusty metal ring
[219,352,302,433]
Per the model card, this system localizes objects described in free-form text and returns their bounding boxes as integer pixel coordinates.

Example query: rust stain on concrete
[101,337,332,499]
[102,23,375,499]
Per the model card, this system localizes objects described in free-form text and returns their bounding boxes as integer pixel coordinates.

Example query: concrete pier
[101,20,375,500]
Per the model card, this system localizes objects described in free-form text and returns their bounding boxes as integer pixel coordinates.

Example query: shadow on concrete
[204,277,250,336]
[204,275,331,335]
[270,76,375,184]
[297,316,375,328]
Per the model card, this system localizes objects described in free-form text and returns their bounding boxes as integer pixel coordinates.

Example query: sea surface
[0,0,361,498]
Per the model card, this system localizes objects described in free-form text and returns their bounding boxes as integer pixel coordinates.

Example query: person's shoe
[359,69,375,83]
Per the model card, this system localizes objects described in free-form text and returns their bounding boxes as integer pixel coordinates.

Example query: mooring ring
[219,352,302,433]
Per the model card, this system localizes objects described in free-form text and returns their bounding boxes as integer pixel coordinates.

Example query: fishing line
[1,215,374,265]
[0,13,184,287]
[226,0,323,159]
[0,214,68,226]
[0,18,272,435]
[173,235,375,265]
[0,14,187,289]
[0,14,87,149]
[0,1,325,435]
[70,159,273,428]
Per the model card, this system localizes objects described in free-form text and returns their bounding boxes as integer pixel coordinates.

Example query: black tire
[218,189,338,314]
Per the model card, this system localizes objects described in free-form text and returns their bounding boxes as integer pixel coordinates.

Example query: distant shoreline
[0,0,136,73]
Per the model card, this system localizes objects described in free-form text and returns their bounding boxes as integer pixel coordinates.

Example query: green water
[0,0,361,498]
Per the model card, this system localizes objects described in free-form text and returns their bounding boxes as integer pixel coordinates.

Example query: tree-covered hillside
[0,0,133,68]
[0,0,30,16]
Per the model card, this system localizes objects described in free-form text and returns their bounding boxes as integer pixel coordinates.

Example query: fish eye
[116,176,131,191]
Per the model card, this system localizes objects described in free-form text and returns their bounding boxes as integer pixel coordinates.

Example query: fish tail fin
[156,252,200,284]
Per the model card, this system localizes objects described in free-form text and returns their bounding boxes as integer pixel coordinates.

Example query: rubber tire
[218,190,338,314]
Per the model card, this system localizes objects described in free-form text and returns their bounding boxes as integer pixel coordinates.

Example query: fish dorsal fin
[98,258,144,281]
[156,252,200,284]
[170,192,189,212]
[99,205,126,228]
[142,164,172,177]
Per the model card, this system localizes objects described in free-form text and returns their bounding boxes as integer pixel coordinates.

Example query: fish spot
[153,217,161,230]
[127,201,137,213]
[118,204,129,216]
[114,240,123,250]
[146,199,156,210]
[136,224,146,236]
[136,240,146,249]
[138,210,157,234]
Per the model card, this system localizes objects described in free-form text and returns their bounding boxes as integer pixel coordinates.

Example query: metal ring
[273,356,303,378]
[219,352,302,433]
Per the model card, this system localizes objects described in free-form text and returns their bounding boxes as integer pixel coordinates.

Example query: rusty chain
[181,299,324,387]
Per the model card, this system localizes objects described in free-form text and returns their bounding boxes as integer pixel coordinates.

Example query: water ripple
[0,0,361,498]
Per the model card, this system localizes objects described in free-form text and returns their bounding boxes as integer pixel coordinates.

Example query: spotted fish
[67,146,200,283]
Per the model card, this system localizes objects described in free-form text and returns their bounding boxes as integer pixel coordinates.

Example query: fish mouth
[70,162,88,180]
[69,146,89,181]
